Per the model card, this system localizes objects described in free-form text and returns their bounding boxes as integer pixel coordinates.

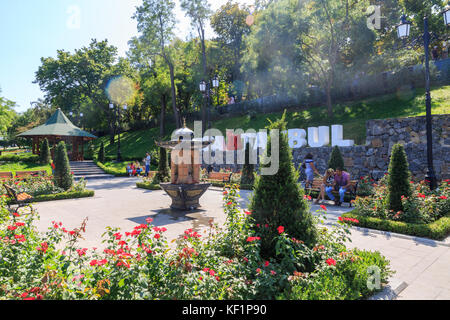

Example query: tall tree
[34,39,120,142]
[0,88,17,140]
[181,0,212,132]
[133,0,182,129]
[210,1,251,82]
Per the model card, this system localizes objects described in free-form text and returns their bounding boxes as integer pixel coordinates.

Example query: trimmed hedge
[136,182,161,190]
[0,153,39,163]
[342,210,450,241]
[7,190,95,204]
[95,161,128,177]
[208,181,254,190]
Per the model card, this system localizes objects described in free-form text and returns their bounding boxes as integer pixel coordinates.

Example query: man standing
[325,167,350,206]
[145,152,151,177]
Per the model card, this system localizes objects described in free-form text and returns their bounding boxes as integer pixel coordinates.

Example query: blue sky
[0,0,252,113]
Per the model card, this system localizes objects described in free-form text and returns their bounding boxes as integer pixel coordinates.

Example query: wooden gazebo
[17,108,97,161]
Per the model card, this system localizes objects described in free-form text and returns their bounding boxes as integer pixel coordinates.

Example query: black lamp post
[110,103,125,162]
[395,12,448,190]
[199,76,220,132]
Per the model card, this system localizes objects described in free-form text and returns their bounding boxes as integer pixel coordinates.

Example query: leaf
[118,278,125,288]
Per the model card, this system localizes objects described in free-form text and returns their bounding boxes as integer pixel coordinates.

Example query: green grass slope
[90,85,450,159]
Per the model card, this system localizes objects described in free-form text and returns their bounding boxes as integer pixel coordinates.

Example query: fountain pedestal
[160,183,211,210]
[156,125,213,211]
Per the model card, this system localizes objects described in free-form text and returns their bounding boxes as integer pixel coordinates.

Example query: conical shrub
[39,138,51,165]
[53,141,73,191]
[328,145,345,170]
[240,141,255,186]
[387,143,411,212]
[153,147,170,183]
[98,141,105,163]
[249,111,318,258]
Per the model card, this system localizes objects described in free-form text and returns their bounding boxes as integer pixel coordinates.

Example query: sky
[0,0,254,113]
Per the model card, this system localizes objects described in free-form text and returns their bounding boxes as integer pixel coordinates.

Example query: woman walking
[303,153,321,188]
[315,168,335,204]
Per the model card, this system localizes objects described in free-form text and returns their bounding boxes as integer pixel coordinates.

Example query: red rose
[320,205,327,211]
[277,226,285,234]
[326,258,336,266]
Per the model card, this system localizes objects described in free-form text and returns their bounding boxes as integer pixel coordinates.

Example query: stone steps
[69,161,114,180]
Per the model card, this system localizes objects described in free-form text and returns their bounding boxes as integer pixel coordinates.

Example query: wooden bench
[3,183,33,213]
[0,172,13,180]
[305,178,359,207]
[15,171,47,179]
[205,172,233,184]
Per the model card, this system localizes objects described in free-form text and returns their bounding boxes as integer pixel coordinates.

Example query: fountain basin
[160,183,211,210]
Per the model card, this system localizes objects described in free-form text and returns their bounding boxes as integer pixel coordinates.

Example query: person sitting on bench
[325,167,350,206]
[315,168,335,204]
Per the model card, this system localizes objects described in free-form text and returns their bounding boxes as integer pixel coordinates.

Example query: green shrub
[39,139,51,165]
[136,182,161,190]
[342,211,450,240]
[387,144,411,212]
[152,147,170,184]
[249,111,318,258]
[328,146,345,171]
[0,153,39,163]
[241,142,255,186]
[53,142,73,191]
[98,142,105,163]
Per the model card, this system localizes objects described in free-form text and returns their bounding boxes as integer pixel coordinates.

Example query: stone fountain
[156,126,212,210]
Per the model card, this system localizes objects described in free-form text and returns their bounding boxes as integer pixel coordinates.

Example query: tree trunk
[200,28,208,134]
[168,62,181,129]
[160,94,166,137]
[326,80,333,119]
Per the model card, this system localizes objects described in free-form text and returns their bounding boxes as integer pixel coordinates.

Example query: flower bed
[0,185,392,300]
[3,176,94,204]
[344,178,450,239]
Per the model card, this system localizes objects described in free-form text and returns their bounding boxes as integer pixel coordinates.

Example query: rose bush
[354,177,450,224]
[0,184,392,300]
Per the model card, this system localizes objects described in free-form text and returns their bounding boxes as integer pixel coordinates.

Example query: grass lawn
[89,85,450,158]
[0,162,52,175]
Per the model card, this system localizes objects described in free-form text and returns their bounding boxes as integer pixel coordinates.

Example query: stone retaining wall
[202,115,450,181]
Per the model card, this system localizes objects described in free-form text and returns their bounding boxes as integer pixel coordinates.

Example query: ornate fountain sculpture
[156,125,213,210]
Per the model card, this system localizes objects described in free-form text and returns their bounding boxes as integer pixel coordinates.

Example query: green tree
[210,1,251,82]
[180,0,212,132]
[34,39,126,144]
[249,111,318,258]
[98,141,105,163]
[153,147,170,184]
[240,141,255,186]
[0,88,17,140]
[387,143,412,212]
[53,141,73,191]
[39,138,51,165]
[133,0,182,128]
[328,146,345,170]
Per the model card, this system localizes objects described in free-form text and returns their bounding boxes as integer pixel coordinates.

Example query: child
[127,163,133,177]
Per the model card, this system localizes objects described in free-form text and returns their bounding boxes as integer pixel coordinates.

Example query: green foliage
[387,144,412,212]
[152,147,170,184]
[39,138,51,165]
[328,146,345,170]
[98,142,105,163]
[0,153,39,163]
[53,142,73,191]
[240,142,255,186]
[136,182,161,190]
[280,249,392,300]
[249,112,318,257]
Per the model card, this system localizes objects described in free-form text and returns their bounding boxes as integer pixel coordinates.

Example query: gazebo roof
[17,108,97,139]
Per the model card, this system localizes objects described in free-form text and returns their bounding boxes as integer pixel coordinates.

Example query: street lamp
[395,13,448,190]
[443,6,450,26]
[396,14,411,39]
[199,76,220,132]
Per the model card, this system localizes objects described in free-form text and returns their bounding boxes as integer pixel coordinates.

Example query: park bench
[305,178,359,207]
[15,170,47,179]
[3,183,33,213]
[0,172,13,180]
[205,172,233,184]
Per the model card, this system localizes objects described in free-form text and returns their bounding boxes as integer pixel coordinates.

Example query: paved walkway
[33,177,450,300]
